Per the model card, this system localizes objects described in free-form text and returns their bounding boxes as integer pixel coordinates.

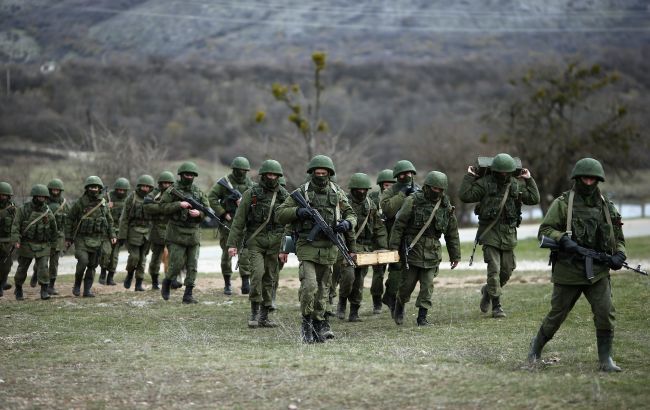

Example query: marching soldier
[369,169,395,314]
[43,179,69,295]
[99,177,130,286]
[144,171,175,290]
[0,181,16,297]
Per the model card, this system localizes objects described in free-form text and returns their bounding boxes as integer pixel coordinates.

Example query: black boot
[151,274,160,290]
[416,307,430,326]
[223,275,232,295]
[301,315,315,344]
[30,272,37,288]
[123,270,134,289]
[248,302,260,328]
[40,283,51,300]
[311,320,325,343]
[241,275,250,294]
[99,268,107,285]
[382,293,396,319]
[527,326,551,364]
[394,299,405,325]
[597,330,622,372]
[480,285,491,313]
[259,305,278,328]
[106,271,116,286]
[161,278,171,300]
[492,297,506,318]
[14,285,24,301]
[349,304,362,322]
[1,278,11,291]
[336,296,347,320]
[372,295,382,314]
[134,278,145,292]
[182,286,198,304]
[72,278,82,296]
[171,279,183,289]
[47,278,58,295]
[319,319,335,340]
[82,277,95,297]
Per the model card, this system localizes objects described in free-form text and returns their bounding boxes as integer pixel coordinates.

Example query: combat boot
[2,278,11,291]
[106,271,117,286]
[311,320,325,343]
[223,275,232,295]
[98,268,107,285]
[416,307,430,326]
[47,278,59,295]
[241,275,250,294]
[597,331,622,372]
[372,295,382,314]
[349,304,362,322]
[134,278,145,292]
[171,279,183,289]
[82,277,95,297]
[301,316,315,344]
[527,326,551,364]
[40,283,51,300]
[14,285,24,301]
[182,286,198,304]
[72,278,82,296]
[151,274,160,290]
[248,302,260,328]
[161,278,171,300]
[491,297,506,318]
[259,305,278,328]
[480,285,491,313]
[336,296,347,320]
[394,299,405,325]
[30,272,37,288]
[123,270,134,289]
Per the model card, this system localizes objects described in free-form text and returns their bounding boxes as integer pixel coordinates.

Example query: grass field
[1,238,649,409]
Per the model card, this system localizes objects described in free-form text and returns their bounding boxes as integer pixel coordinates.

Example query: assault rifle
[2,244,15,263]
[217,178,242,209]
[169,188,229,231]
[540,235,647,277]
[401,239,411,270]
[291,190,356,267]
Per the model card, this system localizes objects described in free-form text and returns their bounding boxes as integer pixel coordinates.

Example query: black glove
[608,251,626,270]
[559,235,579,253]
[296,208,311,220]
[334,220,352,233]
[401,185,416,196]
[117,239,126,247]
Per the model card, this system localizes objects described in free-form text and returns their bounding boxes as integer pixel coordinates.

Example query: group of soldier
[0,153,627,371]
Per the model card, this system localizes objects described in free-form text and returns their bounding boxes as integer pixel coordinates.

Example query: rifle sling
[477,181,511,244]
[21,207,53,236]
[245,190,277,246]
[408,199,441,250]
[72,199,106,241]
[353,197,371,240]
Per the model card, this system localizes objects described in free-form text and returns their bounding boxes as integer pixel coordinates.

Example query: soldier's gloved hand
[608,251,626,270]
[334,220,352,233]
[117,239,126,247]
[559,235,579,253]
[296,208,311,220]
[401,185,416,196]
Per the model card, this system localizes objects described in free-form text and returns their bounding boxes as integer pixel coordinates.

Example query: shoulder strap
[408,199,442,249]
[600,194,616,253]
[72,199,106,240]
[245,191,278,245]
[565,190,575,237]
[478,181,511,243]
[353,197,372,240]
[21,206,53,236]
[53,198,67,215]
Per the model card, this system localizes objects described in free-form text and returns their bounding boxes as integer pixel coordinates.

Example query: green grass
[1,238,649,409]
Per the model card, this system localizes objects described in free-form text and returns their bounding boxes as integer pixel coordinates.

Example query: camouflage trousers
[299,260,332,321]
[15,255,49,286]
[483,245,516,298]
[339,265,369,306]
[100,241,121,272]
[248,245,280,307]
[219,226,250,277]
[166,242,199,287]
[383,263,402,298]
[0,242,14,287]
[74,247,102,281]
[397,264,439,310]
[370,264,386,297]
[148,242,166,277]
[126,241,151,279]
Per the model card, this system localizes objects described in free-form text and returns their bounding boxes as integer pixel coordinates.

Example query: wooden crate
[354,250,400,266]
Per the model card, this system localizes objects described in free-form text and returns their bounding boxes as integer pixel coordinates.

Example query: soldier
[336,173,388,322]
[272,175,288,310]
[459,153,540,318]
[99,177,130,286]
[369,169,395,314]
[389,172,460,325]
[379,160,420,317]
[0,181,16,297]
[144,171,175,290]
[208,156,254,295]
[276,155,356,343]
[43,179,70,295]
[158,162,210,304]
[11,184,59,300]
[528,158,626,372]
[66,176,116,297]
[227,160,289,328]
[119,174,155,292]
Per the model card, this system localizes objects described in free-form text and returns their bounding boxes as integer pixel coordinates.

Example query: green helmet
[47,178,64,191]
[376,169,396,185]
[392,160,417,178]
[348,173,372,189]
[177,161,199,176]
[491,153,517,173]
[258,159,283,176]
[157,171,175,184]
[136,174,155,187]
[31,184,50,197]
[279,176,286,186]
[307,155,336,175]
[571,158,605,182]
[424,171,448,190]
[114,177,131,190]
[0,181,14,196]
[231,156,251,170]
[85,176,104,189]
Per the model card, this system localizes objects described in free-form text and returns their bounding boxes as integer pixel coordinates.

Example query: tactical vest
[169,183,204,228]
[474,176,522,227]
[296,182,340,241]
[404,192,452,240]
[564,191,618,254]
[48,198,67,234]
[77,197,111,236]
[20,202,52,243]
[0,200,15,238]
[128,193,151,226]
[246,184,288,233]
[351,197,374,245]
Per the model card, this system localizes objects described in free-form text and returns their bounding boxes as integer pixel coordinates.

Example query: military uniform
[144,171,175,289]
[119,175,154,291]
[99,178,130,286]
[276,155,356,343]
[528,158,625,372]
[0,182,16,297]
[43,179,69,295]
[458,153,540,317]
[227,160,288,328]
[208,156,254,295]
[389,172,461,325]
[11,185,59,300]
[66,176,115,297]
